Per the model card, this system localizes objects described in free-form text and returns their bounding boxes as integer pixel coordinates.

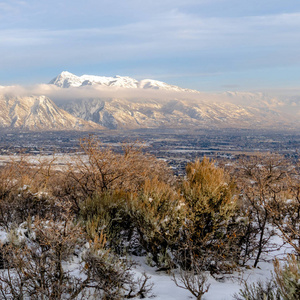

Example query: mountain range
[49,71,198,92]
[0,71,298,131]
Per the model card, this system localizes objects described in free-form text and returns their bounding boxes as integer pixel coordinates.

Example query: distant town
[1,128,299,175]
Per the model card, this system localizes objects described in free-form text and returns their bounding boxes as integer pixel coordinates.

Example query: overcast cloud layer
[1,0,300,91]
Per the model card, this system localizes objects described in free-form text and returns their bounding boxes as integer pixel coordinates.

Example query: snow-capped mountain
[0,94,102,130]
[49,71,198,92]
[58,97,297,130]
[0,72,298,131]
[47,72,298,130]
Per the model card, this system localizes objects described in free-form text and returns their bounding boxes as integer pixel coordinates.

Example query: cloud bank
[0,83,295,108]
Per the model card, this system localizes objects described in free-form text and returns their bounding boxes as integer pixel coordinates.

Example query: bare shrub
[236,154,289,267]
[80,233,153,299]
[0,218,153,299]
[0,218,87,299]
[55,137,173,215]
[268,161,300,257]
[0,155,66,229]
[172,268,210,300]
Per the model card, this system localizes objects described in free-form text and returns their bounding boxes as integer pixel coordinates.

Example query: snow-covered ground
[132,233,293,300]
[132,257,273,299]
[0,227,293,299]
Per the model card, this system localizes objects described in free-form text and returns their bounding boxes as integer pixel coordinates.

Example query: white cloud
[2,82,299,106]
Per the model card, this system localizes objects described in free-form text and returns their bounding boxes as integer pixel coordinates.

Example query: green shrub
[80,191,135,254]
[234,280,281,300]
[274,255,300,300]
[129,177,185,267]
[180,157,239,272]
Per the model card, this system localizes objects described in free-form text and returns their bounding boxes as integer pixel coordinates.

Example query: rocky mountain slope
[0,94,102,130]
[58,96,295,130]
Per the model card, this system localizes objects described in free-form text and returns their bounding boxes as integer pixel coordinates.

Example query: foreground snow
[132,257,272,300]
[133,234,293,300]
[0,228,293,300]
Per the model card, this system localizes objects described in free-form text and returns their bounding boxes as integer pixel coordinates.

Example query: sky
[1,0,300,92]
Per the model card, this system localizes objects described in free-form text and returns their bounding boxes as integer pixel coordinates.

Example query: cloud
[1,82,294,108]
[0,84,204,102]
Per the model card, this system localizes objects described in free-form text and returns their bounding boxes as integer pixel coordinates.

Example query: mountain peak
[49,71,198,92]
[49,71,83,88]
[60,71,76,77]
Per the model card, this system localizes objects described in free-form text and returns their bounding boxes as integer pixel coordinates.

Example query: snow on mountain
[138,79,194,92]
[0,94,102,130]
[0,72,297,131]
[58,97,298,130]
[49,71,198,92]
[47,72,300,130]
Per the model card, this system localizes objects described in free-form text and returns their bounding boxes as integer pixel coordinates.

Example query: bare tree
[236,154,288,267]
[269,160,300,256]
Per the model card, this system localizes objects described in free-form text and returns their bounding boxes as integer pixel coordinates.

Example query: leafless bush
[83,248,153,299]
[54,137,173,215]
[0,218,87,299]
[0,155,67,229]
[268,161,300,257]
[172,268,210,300]
[0,217,153,299]
[235,154,289,267]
